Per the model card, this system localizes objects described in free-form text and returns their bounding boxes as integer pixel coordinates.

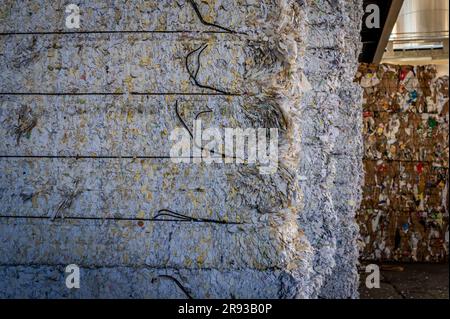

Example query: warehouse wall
[0,0,364,298]
[356,63,449,262]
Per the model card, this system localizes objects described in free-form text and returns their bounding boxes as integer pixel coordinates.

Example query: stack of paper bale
[0,0,363,298]
[299,0,364,299]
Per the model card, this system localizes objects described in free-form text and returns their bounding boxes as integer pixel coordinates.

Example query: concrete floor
[359,263,449,299]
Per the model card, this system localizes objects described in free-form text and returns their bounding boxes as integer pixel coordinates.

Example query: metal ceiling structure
[391,0,449,49]
[360,0,449,72]
[383,0,449,75]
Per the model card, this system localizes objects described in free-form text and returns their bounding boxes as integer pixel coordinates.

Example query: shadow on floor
[359,263,449,299]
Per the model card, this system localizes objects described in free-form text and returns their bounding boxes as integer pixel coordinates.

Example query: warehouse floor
[359,263,449,299]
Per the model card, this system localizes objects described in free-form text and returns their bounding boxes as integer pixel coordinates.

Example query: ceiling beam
[372,0,404,63]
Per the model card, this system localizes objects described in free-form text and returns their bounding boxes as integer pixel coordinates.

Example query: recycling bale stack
[0,0,364,298]
[299,0,364,299]
[356,63,449,262]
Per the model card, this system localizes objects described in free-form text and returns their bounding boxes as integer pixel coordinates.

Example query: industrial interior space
[0,0,448,301]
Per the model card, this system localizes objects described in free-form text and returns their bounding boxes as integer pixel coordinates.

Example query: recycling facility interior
[0,0,448,299]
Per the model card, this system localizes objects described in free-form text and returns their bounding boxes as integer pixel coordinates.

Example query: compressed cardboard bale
[359,111,449,164]
[357,63,449,262]
[397,162,448,212]
[359,209,448,262]
[360,161,447,213]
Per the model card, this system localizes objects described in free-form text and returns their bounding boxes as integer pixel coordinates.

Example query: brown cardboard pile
[356,63,449,262]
